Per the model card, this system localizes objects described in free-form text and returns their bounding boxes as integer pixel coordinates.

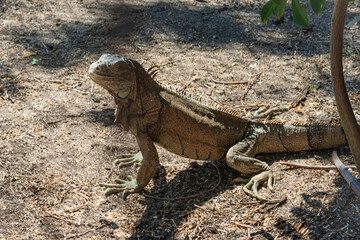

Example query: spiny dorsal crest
[159,84,248,120]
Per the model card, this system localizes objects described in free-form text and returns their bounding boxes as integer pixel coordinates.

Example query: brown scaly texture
[88,54,347,201]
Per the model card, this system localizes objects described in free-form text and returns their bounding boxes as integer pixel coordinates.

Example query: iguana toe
[242,170,274,201]
[100,175,139,198]
[113,152,143,169]
[101,184,126,195]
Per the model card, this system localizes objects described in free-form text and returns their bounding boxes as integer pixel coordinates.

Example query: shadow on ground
[277,179,359,239]
[1,1,338,71]
[127,153,359,239]
[129,161,239,239]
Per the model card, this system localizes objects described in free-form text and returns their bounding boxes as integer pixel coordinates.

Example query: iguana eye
[96,66,100,71]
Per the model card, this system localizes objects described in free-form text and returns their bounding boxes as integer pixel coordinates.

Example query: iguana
[88,54,347,201]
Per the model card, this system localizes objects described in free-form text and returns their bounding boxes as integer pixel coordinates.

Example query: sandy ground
[1,0,360,239]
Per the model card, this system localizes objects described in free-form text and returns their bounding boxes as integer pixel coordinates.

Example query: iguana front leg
[100,131,159,199]
[226,128,274,201]
[113,152,143,169]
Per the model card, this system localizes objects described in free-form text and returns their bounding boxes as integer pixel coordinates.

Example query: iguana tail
[260,124,347,153]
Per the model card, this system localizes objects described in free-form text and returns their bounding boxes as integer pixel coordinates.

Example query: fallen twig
[212,79,248,85]
[233,104,267,109]
[251,107,288,120]
[43,214,77,225]
[239,196,287,205]
[194,204,208,211]
[160,58,182,67]
[278,161,357,170]
[142,162,221,201]
[239,71,262,105]
[181,70,199,90]
[64,204,86,213]
[290,83,322,108]
[65,226,104,239]
[5,90,14,103]
[332,150,360,197]
[290,84,310,108]
[233,221,254,229]
[65,229,94,239]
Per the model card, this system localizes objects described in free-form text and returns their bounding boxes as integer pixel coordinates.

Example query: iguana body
[88,54,347,200]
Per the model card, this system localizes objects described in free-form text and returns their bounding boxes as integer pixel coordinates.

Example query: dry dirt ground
[1,0,360,239]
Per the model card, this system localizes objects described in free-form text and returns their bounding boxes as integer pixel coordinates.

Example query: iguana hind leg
[226,128,274,201]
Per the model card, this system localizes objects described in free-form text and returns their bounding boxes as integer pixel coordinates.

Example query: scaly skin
[88,54,347,201]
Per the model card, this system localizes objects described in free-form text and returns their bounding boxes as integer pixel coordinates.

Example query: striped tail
[280,124,347,152]
[259,124,348,154]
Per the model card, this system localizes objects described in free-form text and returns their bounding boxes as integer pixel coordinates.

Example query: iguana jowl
[88,54,347,201]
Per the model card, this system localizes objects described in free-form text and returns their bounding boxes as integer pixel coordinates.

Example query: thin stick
[290,84,310,108]
[277,161,357,170]
[233,221,254,229]
[332,150,360,197]
[232,104,267,109]
[239,196,287,205]
[253,107,288,119]
[239,71,262,105]
[194,204,208,211]
[212,79,248,85]
[65,229,93,239]
[142,162,221,201]
[5,90,14,103]
[160,58,182,66]
[65,226,104,239]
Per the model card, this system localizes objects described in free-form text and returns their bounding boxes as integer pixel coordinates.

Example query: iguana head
[88,54,137,100]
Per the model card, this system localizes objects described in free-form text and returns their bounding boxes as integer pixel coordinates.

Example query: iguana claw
[241,170,274,201]
[113,152,143,169]
[100,175,139,200]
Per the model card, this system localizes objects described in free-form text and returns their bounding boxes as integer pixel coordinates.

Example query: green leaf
[275,0,287,19]
[292,0,310,28]
[310,0,325,16]
[91,96,100,103]
[345,0,354,2]
[261,1,276,23]
[10,176,19,182]
[31,58,39,65]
